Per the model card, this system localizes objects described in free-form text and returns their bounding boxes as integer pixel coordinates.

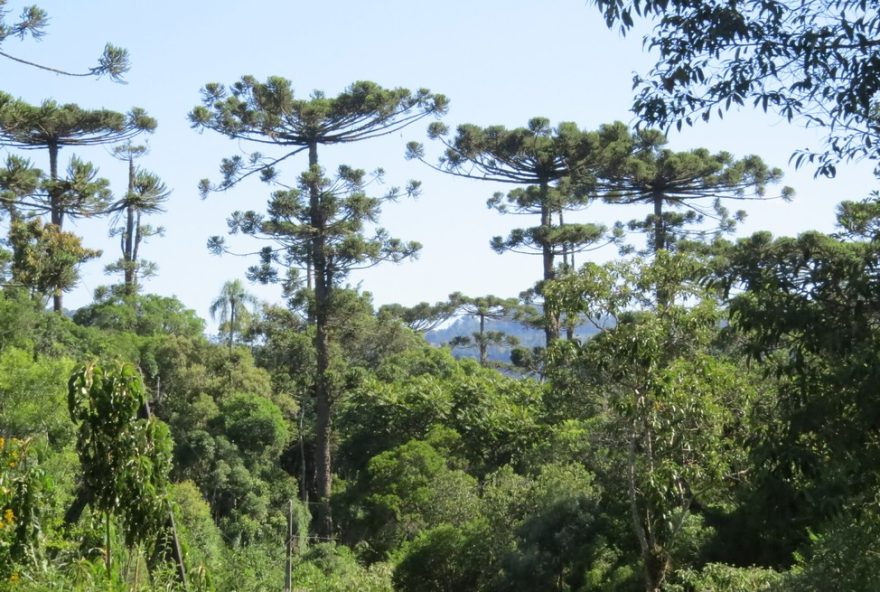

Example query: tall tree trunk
[132,211,142,292]
[540,179,559,345]
[559,209,575,340]
[308,141,334,540]
[478,313,487,367]
[653,191,665,253]
[299,404,309,506]
[48,141,61,228]
[652,191,670,308]
[124,156,136,295]
[48,141,63,312]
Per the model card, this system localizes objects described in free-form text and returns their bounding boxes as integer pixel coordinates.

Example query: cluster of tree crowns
[0,0,833,548]
[3,3,880,589]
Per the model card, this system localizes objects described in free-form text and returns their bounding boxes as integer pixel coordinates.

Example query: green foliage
[447,293,532,367]
[0,99,154,154]
[545,254,756,590]
[238,165,423,280]
[191,77,446,192]
[0,290,102,358]
[664,563,783,592]
[338,374,455,473]
[289,543,393,592]
[0,154,40,219]
[779,502,880,592]
[73,292,206,339]
[149,337,297,546]
[156,339,274,412]
[391,462,619,592]
[105,149,170,294]
[209,279,258,347]
[3,38,879,590]
[372,344,461,383]
[9,218,101,304]
[68,361,172,548]
[491,463,604,592]
[362,438,479,556]
[0,97,152,310]
[339,357,542,479]
[593,0,880,175]
[195,78,447,537]
[715,227,880,560]
[0,347,74,446]
[169,480,225,580]
[0,437,50,581]
[220,393,289,459]
[393,524,487,592]
[596,124,791,253]
[377,299,457,333]
[836,192,880,240]
[450,373,543,474]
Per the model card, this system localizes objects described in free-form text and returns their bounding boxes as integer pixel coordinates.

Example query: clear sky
[2,0,877,331]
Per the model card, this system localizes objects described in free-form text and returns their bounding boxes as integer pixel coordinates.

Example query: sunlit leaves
[9,218,100,302]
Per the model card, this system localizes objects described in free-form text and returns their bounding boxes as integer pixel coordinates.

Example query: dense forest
[1,1,880,591]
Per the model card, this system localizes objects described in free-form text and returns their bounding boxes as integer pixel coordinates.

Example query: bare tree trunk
[653,192,665,253]
[653,191,671,308]
[132,211,142,291]
[48,141,61,228]
[124,156,136,294]
[299,403,309,506]
[48,141,63,313]
[478,313,488,367]
[559,209,576,340]
[539,180,559,345]
[307,141,334,540]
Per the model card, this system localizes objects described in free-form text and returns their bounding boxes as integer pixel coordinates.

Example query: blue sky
[2,0,876,330]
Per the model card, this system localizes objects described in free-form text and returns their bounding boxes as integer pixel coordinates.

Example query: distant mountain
[425,315,604,364]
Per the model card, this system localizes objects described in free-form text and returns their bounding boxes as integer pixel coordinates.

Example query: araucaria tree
[106,143,170,295]
[598,124,792,255]
[0,97,156,310]
[0,98,156,228]
[447,292,528,367]
[191,77,446,537]
[408,117,616,345]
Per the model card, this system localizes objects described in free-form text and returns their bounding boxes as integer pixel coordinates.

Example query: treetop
[190,77,448,147]
[412,118,607,185]
[0,96,155,149]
